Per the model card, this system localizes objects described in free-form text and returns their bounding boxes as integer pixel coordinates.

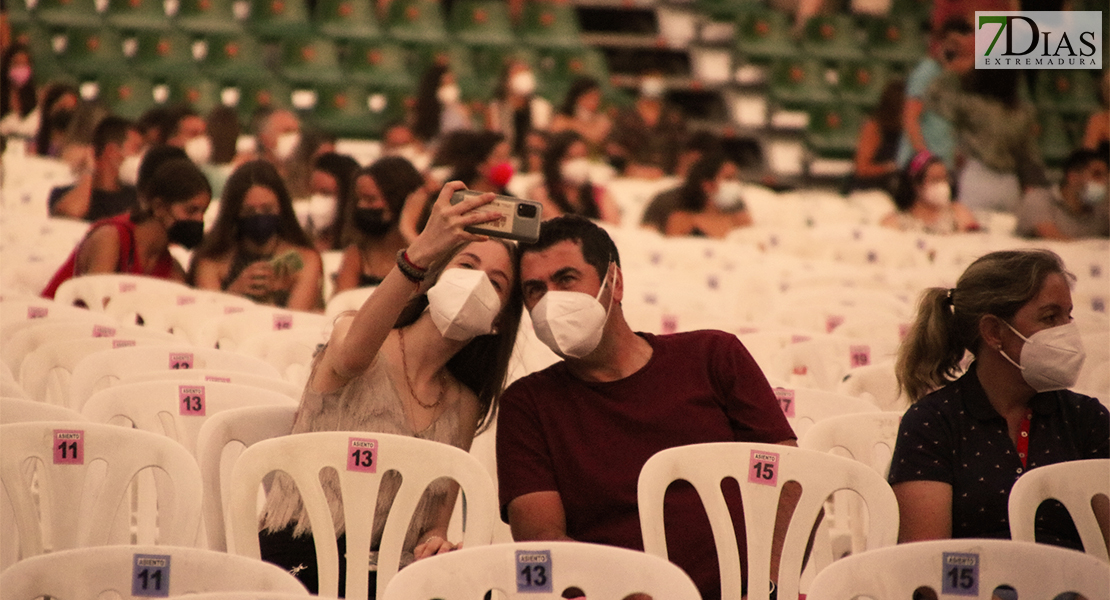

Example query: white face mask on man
[530,263,615,359]
[997,320,1086,392]
[427,268,502,341]
[185,135,212,165]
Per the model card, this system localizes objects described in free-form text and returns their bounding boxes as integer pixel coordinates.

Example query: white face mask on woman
[998,321,1086,392]
[510,71,537,96]
[437,83,461,105]
[427,268,501,341]
[923,182,952,206]
[530,264,615,359]
[561,157,591,186]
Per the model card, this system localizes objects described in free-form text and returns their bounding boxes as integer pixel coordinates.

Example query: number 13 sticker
[516,549,553,593]
[347,437,377,473]
[748,449,780,486]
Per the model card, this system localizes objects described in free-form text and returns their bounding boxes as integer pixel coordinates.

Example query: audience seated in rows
[641,152,752,238]
[48,116,142,222]
[881,150,978,234]
[1017,149,1110,241]
[530,130,620,225]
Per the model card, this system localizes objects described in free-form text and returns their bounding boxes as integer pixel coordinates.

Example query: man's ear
[979,314,1005,352]
[612,264,624,304]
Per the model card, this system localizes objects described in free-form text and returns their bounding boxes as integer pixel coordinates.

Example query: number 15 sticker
[941,552,979,596]
[516,549,553,593]
[748,449,780,486]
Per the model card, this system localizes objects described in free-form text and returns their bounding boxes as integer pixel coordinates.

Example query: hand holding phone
[449,190,543,244]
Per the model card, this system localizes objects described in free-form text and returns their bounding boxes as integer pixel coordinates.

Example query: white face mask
[713,180,744,210]
[561,157,591,186]
[640,77,665,99]
[923,182,952,206]
[275,132,300,161]
[1082,181,1107,206]
[184,136,212,165]
[119,153,142,185]
[308,193,338,230]
[437,83,461,105]
[998,321,1086,393]
[510,71,537,96]
[530,264,615,359]
[427,268,502,341]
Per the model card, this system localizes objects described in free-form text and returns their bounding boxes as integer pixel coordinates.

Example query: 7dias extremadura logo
[976,11,1103,69]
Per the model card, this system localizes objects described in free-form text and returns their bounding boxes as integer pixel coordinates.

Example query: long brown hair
[896,249,1074,401]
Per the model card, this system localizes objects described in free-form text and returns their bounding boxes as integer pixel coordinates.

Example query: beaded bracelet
[396,249,427,283]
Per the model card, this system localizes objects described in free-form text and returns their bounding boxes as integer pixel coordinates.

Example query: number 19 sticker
[132,553,171,597]
[516,549,553,593]
[347,437,377,473]
[941,552,979,596]
[748,449,779,486]
[179,385,205,416]
[53,429,84,465]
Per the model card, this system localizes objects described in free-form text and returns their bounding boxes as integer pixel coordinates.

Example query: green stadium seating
[408,43,483,101]
[174,0,243,34]
[56,26,129,77]
[383,0,449,45]
[695,0,763,22]
[734,8,800,63]
[248,0,313,38]
[104,0,171,31]
[11,22,76,85]
[450,0,517,48]
[1038,110,1074,169]
[7,0,33,27]
[341,40,416,91]
[129,29,197,76]
[517,0,583,50]
[164,73,226,116]
[807,103,865,159]
[313,0,382,40]
[311,84,405,138]
[234,77,293,124]
[864,15,926,67]
[802,14,865,61]
[98,74,157,120]
[276,36,344,84]
[768,57,834,110]
[33,0,103,28]
[835,60,891,109]
[196,32,271,80]
[1034,70,1099,116]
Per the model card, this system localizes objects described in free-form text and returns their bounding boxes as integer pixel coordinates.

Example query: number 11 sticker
[941,552,979,596]
[748,449,780,486]
[347,437,377,473]
[53,429,84,465]
[132,553,171,597]
[516,549,553,593]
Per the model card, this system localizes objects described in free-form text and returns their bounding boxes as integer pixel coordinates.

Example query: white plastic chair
[52,273,195,312]
[0,545,309,599]
[236,328,328,387]
[806,539,1110,600]
[768,335,898,392]
[0,422,203,561]
[836,361,910,413]
[774,386,881,440]
[637,442,899,600]
[194,308,331,351]
[119,368,302,400]
[195,405,298,551]
[68,344,282,411]
[1008,458,1110,563]
[82,380,298,455]
[0,297,103,329]
[1,397,87,424]
[3,319,178,376]
[169,595,313,600]
[381,541,702,600]
[104,289,258,339]
[0,361,28,399]
[227,431,498,600]
[326,286,376,318]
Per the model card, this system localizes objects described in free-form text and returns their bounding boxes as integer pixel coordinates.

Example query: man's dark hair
[525,215,620,283]
[1063,148,1107,177]
[137,145,189,194]
[165,104,200,140]
[92,115,134,157]
[137,106,173,145]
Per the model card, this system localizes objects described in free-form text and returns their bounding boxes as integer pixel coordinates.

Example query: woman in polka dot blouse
[888,249,1109,550]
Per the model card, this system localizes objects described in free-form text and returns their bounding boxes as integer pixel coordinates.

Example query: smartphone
[450,190,543,244]
[270,250,304,278]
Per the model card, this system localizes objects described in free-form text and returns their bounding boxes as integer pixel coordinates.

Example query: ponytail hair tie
[909,151,936,179]
[944,288,956,309]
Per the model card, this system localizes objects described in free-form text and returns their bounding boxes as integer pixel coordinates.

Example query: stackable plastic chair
[1008,459,1110,562]
[119,368,302,400]
[1,422,203,562]
[227,432,497,600]
[0,297,101,330]
[68,344,281,411]
[773,386,880,440]
[0,362,29,399]
[836,361,910,413]
[194,307,330,351]
[236,328,326,387]
[638,442,899,600]
[52,274,195,314]
[3,319,177,377]
[806,539,1109,600]
[195,404,297,551]
[382,541,701,600]
[1,397,87,424]
[326,286,376,318]
[0,545,308,599]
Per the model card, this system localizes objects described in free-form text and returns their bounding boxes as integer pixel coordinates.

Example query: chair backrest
[69,344,282,411]
[1,397,87,424]
[52,274,195,313]
[4,319,177,376]
[236,328,326,388]
[0,422,202,559]
[381,541,701,600]
[0,544,308,599]
[806,538,1110,600]
[836,360,909,412]
[82,380,297,455]
[638,442,899,600]
[1008,458,1110,562]
[797,412,902,478]
[195,404,297,551]
[196,307,331,351]
[227,431,497,600]
[775,386,881,440]
[326,286,376,318]
[119,368,302,399]
[0,297,102,329]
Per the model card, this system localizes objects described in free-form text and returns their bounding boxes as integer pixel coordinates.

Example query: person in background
[849,78,904,196]
[412,64,471,146]
[42,157,212,298]
[380,120,431,172]
[239,107,303,179]
[486,58,553,160]
[890,249,1108,551]
[550,77,611,157]
[607,69,687,178]
[31,82,79,157]
[334,157,424,293]
[438,130,514,194]
[896,17,974,170]
[190,160,324,311]
[202,105,242,199]
[49,115,144,222]
[674,130,723,178]
[163,105,210,165]
[882,151,978,234]
[307,151,360,252]
[257,182,523,595]
[640,152,752,237]
[529,131,620,225]
[1,43,39,139]
[1016,149,1109,240]
[1082,71,1109,157]
[283,128,337,200]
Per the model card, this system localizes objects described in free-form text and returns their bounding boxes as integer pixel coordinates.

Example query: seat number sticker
[516,550,553,593]
[92,325,116,337]
[347,437,377,473]
[774,388,795,417]
[169,352,194,369]
[273,313,293,330]
[849,344,871,368]
[53,429,84,465]
[748,449,779,486]
[179,385,205,416]
[132,554,171,597]
[942,552,978,596]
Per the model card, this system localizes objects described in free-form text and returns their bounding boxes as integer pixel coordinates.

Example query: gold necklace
[397,328,446,410]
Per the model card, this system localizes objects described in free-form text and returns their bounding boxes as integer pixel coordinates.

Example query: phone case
[450,191,543,244]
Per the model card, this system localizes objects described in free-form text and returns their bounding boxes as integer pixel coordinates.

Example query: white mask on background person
[307,193,338,231]
[510,70,537,96]
[998,321,1086,392]
[184,136,212,165]
[427,268,502,341]
[923,182,952,206]
[640,77,665,99]
[713,180,744,210]
[437,83,461,105]
[530,264,615,359]
[1082,181,1107,206]
[275,132,300,161]
[561,157,591,185]
[119,153,142,185]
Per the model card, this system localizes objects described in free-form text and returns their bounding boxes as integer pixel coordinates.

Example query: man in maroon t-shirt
[496,216,798,599]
